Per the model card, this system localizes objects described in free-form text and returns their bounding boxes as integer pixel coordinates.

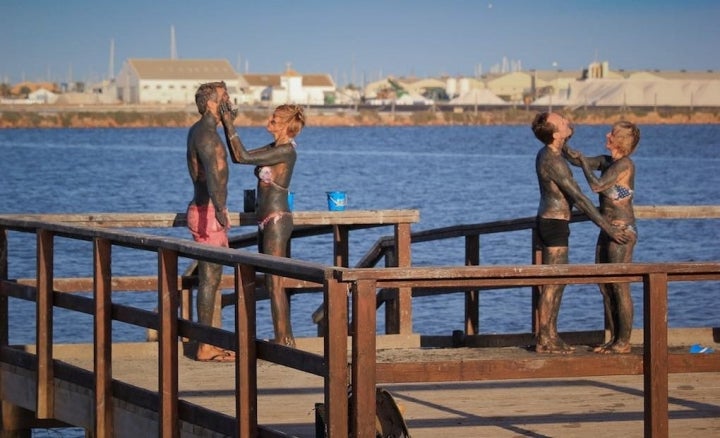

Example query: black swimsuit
[536,218,570,247]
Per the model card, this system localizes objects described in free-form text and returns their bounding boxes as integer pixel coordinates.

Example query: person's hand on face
[219,101,237,125]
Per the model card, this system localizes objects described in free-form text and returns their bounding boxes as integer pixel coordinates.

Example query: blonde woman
[220,103,305,347]
[565,121,640,354]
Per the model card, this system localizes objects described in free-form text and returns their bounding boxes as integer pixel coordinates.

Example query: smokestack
[170,25,177,60]
[108,38,115,80]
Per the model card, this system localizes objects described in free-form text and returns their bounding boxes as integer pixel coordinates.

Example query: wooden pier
[0,206,719,437]
[6,336,720,438]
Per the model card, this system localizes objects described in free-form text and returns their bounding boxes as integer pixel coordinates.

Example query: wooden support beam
[158,249,179,438]
[324,277,349,438]
[644,272,669,438]
[395,223,413,335]
[351,279,377,438]
[234,264,257,437]
[35,229,54,419]
[333,225,349,268]
[1,227,8,346]
[464,234,480,335]
[531,227,542,335]
[93,238,113,436]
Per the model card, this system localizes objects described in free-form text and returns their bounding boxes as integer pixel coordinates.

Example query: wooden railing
[331,261,720,438]
[0,217,334,437]
[0,206,718,437]
[364,205,720,336]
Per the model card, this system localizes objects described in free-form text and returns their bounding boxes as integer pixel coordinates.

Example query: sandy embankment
[0,105,718,128]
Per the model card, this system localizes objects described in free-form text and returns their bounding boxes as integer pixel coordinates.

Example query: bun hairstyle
[275,104,306,138]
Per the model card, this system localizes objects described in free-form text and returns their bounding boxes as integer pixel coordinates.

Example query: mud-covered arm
[219,104,252,163]
[580,156,626,193]
[563,144,605,170]
[547,160,629,244]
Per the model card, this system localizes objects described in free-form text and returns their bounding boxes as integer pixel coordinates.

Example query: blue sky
[2,0,719,86]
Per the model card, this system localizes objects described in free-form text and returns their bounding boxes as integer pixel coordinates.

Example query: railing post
[93,238,113,437]
[383,247,398,334]
[234,264,257,437]
[333,225,349,268]
[157,248,179,438]
[0,227,7,346]
[643,272,669,438]
[351,279,377,437]
[35,229,54,419]
[179,262,198,342]
[531,227,542,335]
[0,227,33,436]
[324,276,349,438]
[385,223,413,334]
[464,234,480,335]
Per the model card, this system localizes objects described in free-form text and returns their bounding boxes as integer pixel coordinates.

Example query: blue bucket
[287,192,295,211]
[326,191,347,211]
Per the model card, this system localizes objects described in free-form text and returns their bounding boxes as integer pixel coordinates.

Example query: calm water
[1,124,719,346]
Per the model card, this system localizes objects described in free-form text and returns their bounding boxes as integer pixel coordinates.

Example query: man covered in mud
[531,112,631,354]
[185,81,235,362]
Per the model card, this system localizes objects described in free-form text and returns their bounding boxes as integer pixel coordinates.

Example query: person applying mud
[186,81,236,362]
[219,102,305,347]
[565,121,640,354]
[532,112,631,354]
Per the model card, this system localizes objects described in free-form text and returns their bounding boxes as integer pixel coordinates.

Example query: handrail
[408,205,720,245]
[1,207,719,437]
[332,261,720,438]
[0,218,328,282]
[0,217,340,437]
[356,205,720,336]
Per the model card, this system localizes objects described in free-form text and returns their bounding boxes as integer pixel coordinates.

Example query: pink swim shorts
[186,203,229,247]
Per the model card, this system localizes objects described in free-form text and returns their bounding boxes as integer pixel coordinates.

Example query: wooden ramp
[5,339,719,438]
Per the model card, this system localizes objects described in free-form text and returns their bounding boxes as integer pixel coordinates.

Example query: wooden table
[234,209,419,268]
[1,209,421,334]
[234,209,420,334]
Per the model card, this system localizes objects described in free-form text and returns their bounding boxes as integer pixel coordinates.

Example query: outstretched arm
[219,103,252,163]
[580,157,628,193]
[563,145,619,194]
[219,103,294,166]
[563,144,605,170]
[547,160,630,244]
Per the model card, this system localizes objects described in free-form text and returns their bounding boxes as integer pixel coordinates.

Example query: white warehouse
[115,59,242,105]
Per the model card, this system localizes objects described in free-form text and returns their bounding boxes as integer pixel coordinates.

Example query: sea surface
[1,124,719,345]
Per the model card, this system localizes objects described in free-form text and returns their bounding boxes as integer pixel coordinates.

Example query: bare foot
[536,338,575,354]
[593,341,613,353]
[273,336,296,348]
[559,339,576,352]
[594,342,631,354]
[196,344,236,362]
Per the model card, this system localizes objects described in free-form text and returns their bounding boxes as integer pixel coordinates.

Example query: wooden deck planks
[36,341,720,438]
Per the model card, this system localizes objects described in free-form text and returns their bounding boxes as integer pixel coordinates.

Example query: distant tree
[19,86,31,97]
[0,83,10,97]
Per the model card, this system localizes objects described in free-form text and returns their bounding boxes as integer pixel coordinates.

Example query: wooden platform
[17,339,720,438]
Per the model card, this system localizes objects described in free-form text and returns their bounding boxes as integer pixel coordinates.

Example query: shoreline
[1,105,719,128]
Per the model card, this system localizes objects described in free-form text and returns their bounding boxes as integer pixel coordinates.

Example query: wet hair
[274,104,306,138]
[612,120,641,156]
[195,81,226,115]
[531,112,556,144]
